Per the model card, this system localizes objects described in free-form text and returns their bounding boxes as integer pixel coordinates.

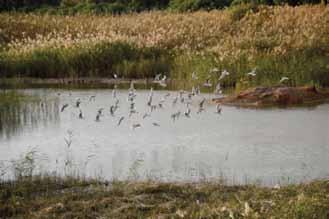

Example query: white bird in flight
[154,73,162,82]
[210,67,220,73]
[219,70,230,81]
[203,78,212,88]
[280,76,290,83]
[214,82,222,95]
[247,68,257,77]
[192,71,198,80]
[159,75,167,87]
[215,103,222,114]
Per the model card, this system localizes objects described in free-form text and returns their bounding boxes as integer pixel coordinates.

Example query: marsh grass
[0,42,172,79]
[0,5,328,87]
[173,50,329,88]
[0,90,30,106]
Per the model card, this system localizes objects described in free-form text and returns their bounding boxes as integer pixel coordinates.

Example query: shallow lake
[0,89,329,186]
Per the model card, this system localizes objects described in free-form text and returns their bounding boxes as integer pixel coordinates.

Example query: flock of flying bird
[59,68,290,129]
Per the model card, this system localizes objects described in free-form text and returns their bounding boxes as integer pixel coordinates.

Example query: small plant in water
[63,130,75,176]
[0,160,9,180]
[128,158,144,180]
[10,147,47,180]
[64,130,73,148]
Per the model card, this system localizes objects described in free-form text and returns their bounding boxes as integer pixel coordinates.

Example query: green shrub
[60,0,83,7]
[169,0,232,12]
[169,0,200,11]
[229,3,259,20]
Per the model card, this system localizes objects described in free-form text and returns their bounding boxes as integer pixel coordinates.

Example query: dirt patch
[214,86,329,108]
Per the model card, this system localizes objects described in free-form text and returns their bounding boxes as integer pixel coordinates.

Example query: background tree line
[0,0,326,13]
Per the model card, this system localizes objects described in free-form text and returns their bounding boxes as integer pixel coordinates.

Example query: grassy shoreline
[1,176,329,218]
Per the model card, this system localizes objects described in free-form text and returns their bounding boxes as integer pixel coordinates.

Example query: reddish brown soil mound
[215,86,329,107]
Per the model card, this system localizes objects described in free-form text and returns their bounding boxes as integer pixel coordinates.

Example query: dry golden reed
[1,5,328,58]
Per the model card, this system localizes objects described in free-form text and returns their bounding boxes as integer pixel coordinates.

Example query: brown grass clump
[1,176,329,218]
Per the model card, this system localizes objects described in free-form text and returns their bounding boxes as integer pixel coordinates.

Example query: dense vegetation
[1,175,329,218]
[1,5,328,87]
[0,0,326,14]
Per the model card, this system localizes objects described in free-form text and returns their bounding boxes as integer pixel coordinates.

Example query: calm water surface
[0,89,328,185]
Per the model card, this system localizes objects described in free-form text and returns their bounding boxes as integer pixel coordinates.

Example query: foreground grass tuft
[1,176,329,218]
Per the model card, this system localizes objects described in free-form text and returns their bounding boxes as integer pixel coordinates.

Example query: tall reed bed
[0,5,328,86]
